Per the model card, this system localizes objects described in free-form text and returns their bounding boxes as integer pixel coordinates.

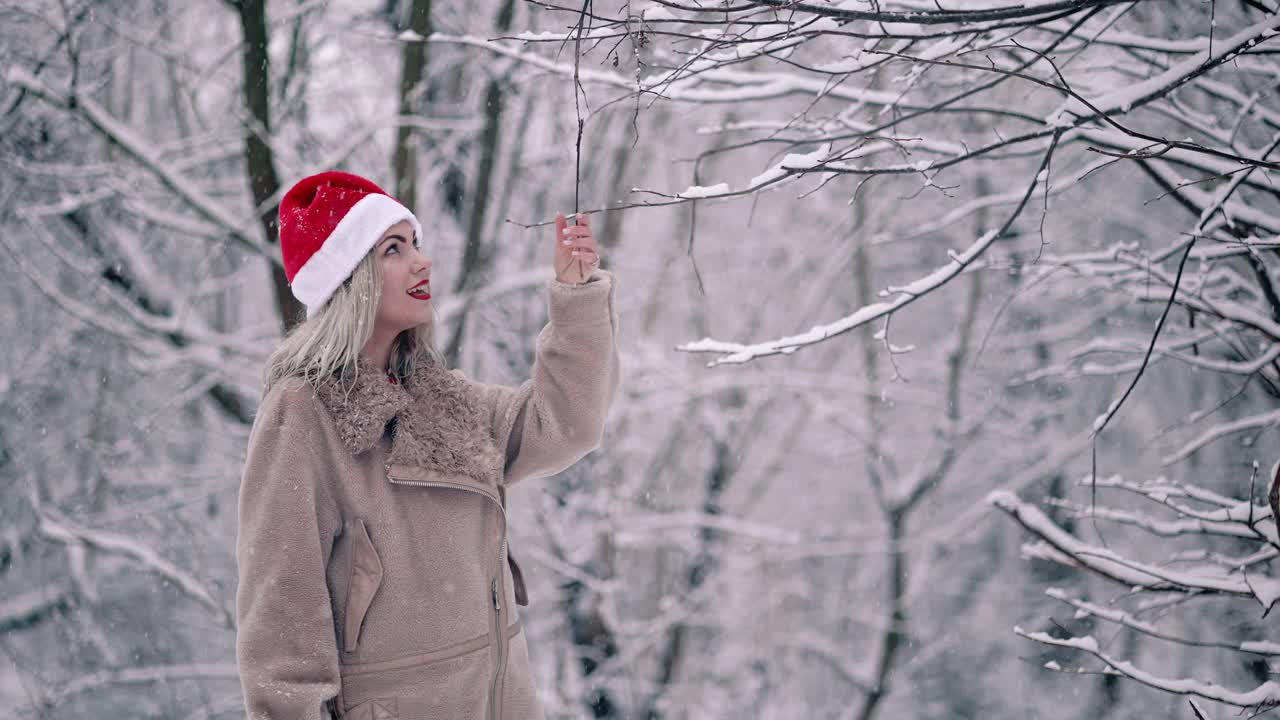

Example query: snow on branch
[423,31,923,107]
[0,219,264,394]
[48,662,240,705]
[1044,588,1280,657]
[746,0,1132,26]
[1084,474,1243,511]
[988,489,1276,607]
[1044,14,1280,126]
[675,134,1060,365]
[672,226,999,366]
[1013,625,1280,710]
[1042,497,1262,542]
[35,505,233,629]
[994,460,1280,713]
[636,142,839,202]
[1162,409,1280,466]
[4,66,275,264]
[1012,330,1280,392]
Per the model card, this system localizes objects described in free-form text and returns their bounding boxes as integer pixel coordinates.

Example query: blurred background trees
[2,1,1277,718]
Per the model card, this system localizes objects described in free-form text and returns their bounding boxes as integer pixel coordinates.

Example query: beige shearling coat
[235,269,620,719]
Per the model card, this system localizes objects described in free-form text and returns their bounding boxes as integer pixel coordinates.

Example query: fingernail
[562,239,572,245]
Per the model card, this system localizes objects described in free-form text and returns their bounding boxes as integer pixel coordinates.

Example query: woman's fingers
[555,211,593,283]
[554,212,598,285]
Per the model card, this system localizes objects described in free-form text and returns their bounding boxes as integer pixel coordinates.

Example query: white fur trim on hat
[290,193,424,318]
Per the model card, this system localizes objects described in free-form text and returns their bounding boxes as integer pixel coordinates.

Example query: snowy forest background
[2,0,1280,718]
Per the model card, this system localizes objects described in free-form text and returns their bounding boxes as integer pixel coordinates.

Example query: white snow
[814,53,867,74]
[677,223,1005,366]
[748,166,789,188]
[640,5,676,21]
[513,30,569,42]
[1241,641,1280,655]
[1017,628,1100,653]
[677,183,730,199]
[38,509,229,622]
[780,143,833,170]
[808,17,841,34]
[6,66,272,263]
[1045,14,1280,126]
[876,22,925,37]
[990,488,1257,597]
[1248,575,1280,611]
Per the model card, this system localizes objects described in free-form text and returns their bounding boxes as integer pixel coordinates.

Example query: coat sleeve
[236,378,343,720]
[458,267,622,486]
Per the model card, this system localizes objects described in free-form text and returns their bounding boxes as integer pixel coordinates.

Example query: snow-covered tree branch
[991,465,1280,716]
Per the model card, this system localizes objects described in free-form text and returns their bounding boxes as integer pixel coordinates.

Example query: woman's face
[372,220,433,335]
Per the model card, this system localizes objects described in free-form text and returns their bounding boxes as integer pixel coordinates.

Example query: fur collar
[311,354,505,486]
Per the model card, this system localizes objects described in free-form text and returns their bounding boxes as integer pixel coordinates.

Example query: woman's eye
[383,238,417,256]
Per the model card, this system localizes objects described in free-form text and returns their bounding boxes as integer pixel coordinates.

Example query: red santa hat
[278,170,423,318]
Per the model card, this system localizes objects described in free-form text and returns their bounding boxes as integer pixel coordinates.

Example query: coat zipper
[386,469,508,720]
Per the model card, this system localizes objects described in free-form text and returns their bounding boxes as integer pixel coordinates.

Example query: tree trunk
[231,0,301,329]
[391,0,432,212]
[643,395,741,719]
[443,0,517,366]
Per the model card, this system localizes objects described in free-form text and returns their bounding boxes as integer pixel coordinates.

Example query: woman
[235,170,620,720]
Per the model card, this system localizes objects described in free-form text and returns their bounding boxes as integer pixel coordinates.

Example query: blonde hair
[264,249,446,392]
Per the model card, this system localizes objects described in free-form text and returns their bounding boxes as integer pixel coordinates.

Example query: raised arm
[236,379,342,719]
[460,268,622,485]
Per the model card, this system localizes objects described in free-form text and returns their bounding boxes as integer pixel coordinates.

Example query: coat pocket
[340,697,398,720]
[339,632,493,719]
[344,518,385,653]
[508,551,528,607]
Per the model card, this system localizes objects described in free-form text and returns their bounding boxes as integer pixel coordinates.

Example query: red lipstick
[407,279,431,300]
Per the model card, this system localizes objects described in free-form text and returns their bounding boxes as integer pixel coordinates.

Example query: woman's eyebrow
[379,234,407,247]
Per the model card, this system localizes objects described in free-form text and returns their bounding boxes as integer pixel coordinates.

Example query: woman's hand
[554,212,601,285]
